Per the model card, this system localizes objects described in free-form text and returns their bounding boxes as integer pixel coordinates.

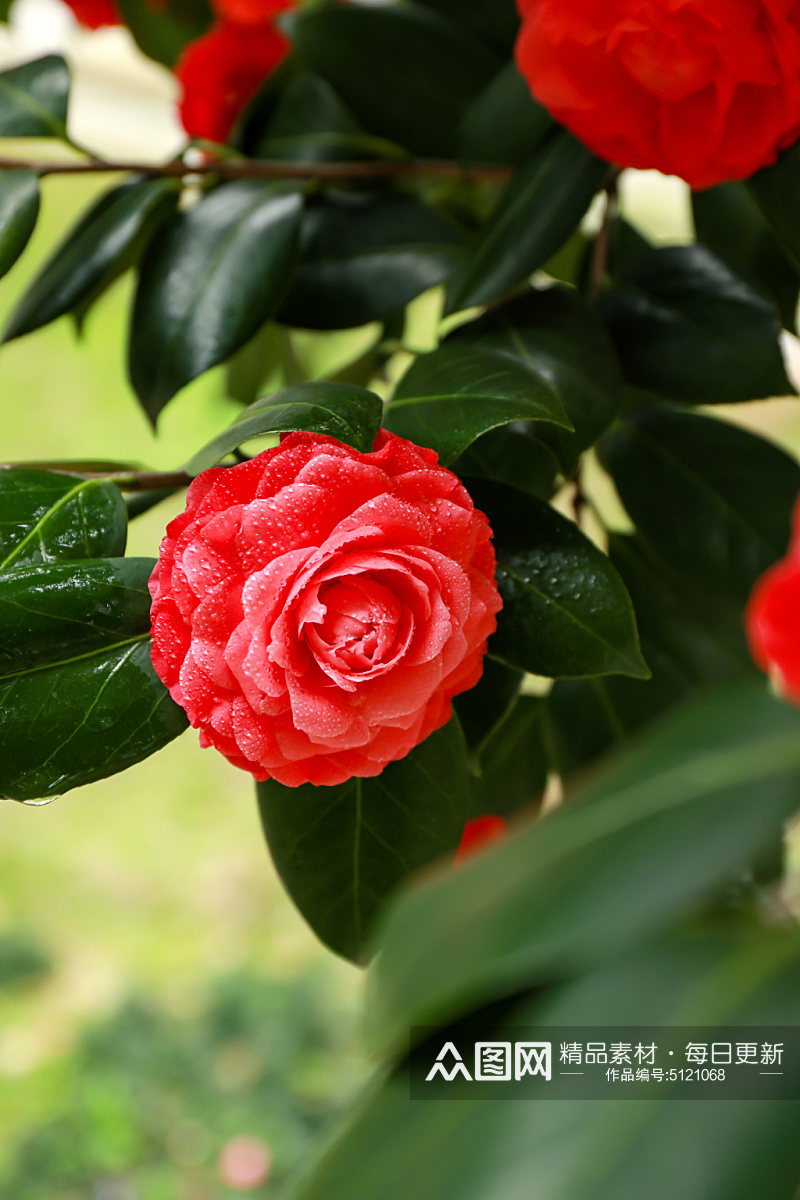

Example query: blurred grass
[0,167,368,1195]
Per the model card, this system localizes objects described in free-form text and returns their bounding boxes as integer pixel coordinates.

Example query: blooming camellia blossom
[175,19,290,143]
[746,501,800,702]
[515,0,800,190]
[149,431,502,788]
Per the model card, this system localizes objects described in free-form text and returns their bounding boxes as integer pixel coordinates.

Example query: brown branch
[589,167,622,296]
[0,154,513,184]
[0,464,194,491]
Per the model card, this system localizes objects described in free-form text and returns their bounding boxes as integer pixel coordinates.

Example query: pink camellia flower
[149,430,502,787]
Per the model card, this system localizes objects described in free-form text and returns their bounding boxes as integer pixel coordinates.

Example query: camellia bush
[4,0,800,1195]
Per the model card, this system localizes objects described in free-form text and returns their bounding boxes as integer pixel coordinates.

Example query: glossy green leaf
[385,341,571,465]
[467,478,647,680]
[294,928,800,1200]
[279,194,466,330]
[129,182,303,423]
[116,0,209,68]
[0,170,39,280]
[455,287,622,472]
[598,407,800,606]
[469,693,549,819]
[257,718,471,963]
[187,381,383,474]
[0,557,187,801]
[600,242,795,403]
[453,657,521,751]
[368,680,800,1048]
[414,0,520,52]
[452,426,561,500]
[748,138,800,271]
[693,181,800,331]
[286,3,502,156]
[445,133,607,314]
[0,55,69,138]
[0,468,126,569]
[458,62,552,165]
[4,177,180,342]
[547,534,753,779]
[249,70,402,165]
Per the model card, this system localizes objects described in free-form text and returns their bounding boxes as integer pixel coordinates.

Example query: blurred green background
[0,11,370,1193]
[0,162,370,1198]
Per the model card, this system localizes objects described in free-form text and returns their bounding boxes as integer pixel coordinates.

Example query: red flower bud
[175,18,290,143]
[62,0,121,27]
[456,815,508,860]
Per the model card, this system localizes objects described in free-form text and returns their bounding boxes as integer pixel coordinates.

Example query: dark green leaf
[598,407,800,606]
[257,717,471,963]
[468,478,647,680]
[748,138,800,271]
[600,242,795,403]
[414,0,520,52]
[279,193,466,330]
[286,3,502,156]
[129,181,303,423]
[0,558,187,801]
[547,533,753,778]
[385,341,571,465]
[0,468,126,569]
[458,62,552,165]
[693,181,800,331]
[470,693,549,818]
[187,381,383,473]
[445,133,607,314]
[116,0,208,68]
[369,680,800,1047]
[291,928,800,1200]
[0,169,38,280]
[455,287,622,472]
[248,70,403,165]
[453,656,521,750]
[452,426,561,500]
[4,177,180,342]
[0,55,69,138]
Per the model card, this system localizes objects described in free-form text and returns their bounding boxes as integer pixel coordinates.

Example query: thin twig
[589,167,622,296]
[0,154,513,184]
[0,464,194,491]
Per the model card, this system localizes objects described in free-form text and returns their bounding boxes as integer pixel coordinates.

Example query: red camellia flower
[149,431,502,788]
[515,0,800,190]
[456,815,508,861]
[175,18,290,143]
[213,0,293,25]
[62,0,121,27]
[746,502,800,702]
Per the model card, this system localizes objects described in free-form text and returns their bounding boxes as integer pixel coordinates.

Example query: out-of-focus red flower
[515,0,800,190]
[175,18,290,143]
[62,0,121,27]
[213,0,293,26]
[746,506,800,702]
[456,815,508,861]
[149,431,501,788]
